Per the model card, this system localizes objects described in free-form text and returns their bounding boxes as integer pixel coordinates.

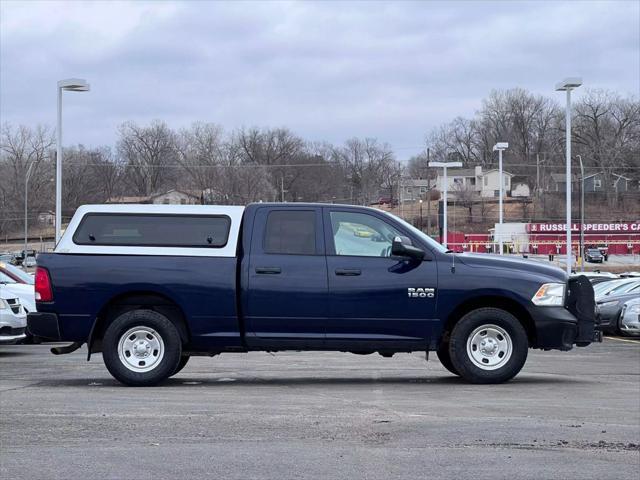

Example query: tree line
[1,87,638,236]
[408,88,639,196]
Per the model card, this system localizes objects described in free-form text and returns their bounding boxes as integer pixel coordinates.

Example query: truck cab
[28,203,601,386]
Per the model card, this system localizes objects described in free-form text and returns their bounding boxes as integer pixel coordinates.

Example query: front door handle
[335,268,361,276]
[255,267,281,274]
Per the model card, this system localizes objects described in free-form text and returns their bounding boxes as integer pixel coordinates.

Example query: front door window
[330,211,403,257]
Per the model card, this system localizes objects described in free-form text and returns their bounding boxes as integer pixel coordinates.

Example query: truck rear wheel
[103,309,182,386]
[449,308,528,384]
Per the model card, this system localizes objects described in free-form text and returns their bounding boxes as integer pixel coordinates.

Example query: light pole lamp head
[58,78,90,92]
[555,77,582,91]
[493,142,509,151]
[428,161,463,168]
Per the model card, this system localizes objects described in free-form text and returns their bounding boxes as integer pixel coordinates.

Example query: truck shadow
[34,374,593,388]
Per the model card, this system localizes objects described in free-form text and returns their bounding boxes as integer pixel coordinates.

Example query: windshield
[0,271,17,283]
[594,279,638,296]
[381,210,449,253]
[0,262,35,285]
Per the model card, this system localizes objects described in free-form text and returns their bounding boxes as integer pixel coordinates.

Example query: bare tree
[0,124,55,234]
[117,120,178,196]
[453,182,476,223]
[573,89,640,206]
[334,138,395,205]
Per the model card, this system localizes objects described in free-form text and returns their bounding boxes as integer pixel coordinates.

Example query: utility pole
[429,161,462,248]
[280,175,287,202]
[24,162,36,267]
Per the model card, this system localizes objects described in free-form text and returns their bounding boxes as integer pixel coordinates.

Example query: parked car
[0,289,27,344]
[618,297,640,337]
[11,249,37,267]
[584,248,604,263]
[0,261,35,285]
[595,245,609,261]
[619,271,640,278]
[353,227,374,238]
[594,278,640,299]
[0,268,35,313]
[374,197,398,206]
[23,256,37,268]
[28,203,600,386]
[596,291,640,334]
[573,271,618,285]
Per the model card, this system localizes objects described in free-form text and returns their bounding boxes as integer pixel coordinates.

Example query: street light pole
[429,161,462,249]
[56,78,90,244]
[419,199,423,230]
[493,143,508,254]
[24,162,36,267]
[556,78,582,274]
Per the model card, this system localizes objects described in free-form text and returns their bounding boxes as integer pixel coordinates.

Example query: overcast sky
[1,0,638,159]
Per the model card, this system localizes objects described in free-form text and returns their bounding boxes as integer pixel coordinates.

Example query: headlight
[625,303,640,314]
[0,299,7,310]
[532,283,565,306]
[598,300,619,309]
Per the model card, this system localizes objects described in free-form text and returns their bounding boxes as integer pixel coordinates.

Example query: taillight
[35,267,53,302]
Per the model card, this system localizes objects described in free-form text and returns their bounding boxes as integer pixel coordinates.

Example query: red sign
[527,222,640,233]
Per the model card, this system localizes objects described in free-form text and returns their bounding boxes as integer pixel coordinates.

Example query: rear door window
[263,210,316,255]
[73,214,230,248]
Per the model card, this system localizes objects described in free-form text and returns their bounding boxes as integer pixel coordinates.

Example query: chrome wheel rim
[466,324,512,371]
[118,327,165,373]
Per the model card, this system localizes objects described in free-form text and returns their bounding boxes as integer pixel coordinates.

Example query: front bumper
[27,312,61,341]
[0,310,27,344]
[532,306,601,350]
[620,307,640,336]
[0,327,27,344]
[532,275,602,350]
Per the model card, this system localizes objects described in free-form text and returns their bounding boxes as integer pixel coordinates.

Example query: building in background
[107,190,201,205]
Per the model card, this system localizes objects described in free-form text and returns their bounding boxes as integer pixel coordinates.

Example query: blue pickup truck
[28,203,601,386]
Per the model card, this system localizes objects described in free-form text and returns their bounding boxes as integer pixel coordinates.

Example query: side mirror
[392,236,425,261]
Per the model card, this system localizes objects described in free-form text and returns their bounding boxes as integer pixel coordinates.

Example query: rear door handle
[255,267,281,274]
[335,268,361,276]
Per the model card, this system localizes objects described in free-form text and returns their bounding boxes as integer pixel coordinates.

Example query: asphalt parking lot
[1,339,639,480]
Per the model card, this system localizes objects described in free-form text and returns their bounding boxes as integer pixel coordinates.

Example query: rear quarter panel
[36,253,240,348]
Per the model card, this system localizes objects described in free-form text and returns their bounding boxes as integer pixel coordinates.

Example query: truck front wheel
[103,309,182,386]
[448,308,528,384]
[436,340,460,376]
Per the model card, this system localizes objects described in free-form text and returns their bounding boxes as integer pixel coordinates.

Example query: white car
[619,297,640,337]
[0,289,27,344]
[0,270,35,314]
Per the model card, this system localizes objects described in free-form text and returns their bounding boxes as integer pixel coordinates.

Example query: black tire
[449,308,528,384]
[103,309,182,386]
[436,340,460,376]
[171,355,191,376]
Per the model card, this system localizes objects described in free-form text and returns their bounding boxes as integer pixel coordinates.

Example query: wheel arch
[442,295,536,347]
[87,290,190,359]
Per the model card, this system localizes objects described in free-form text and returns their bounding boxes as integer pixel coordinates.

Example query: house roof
[401,179,432,187]
[445,168,477,177]
[482,169,514,177]
[106,195,150,204]
[149,189,200,200]
[612,173,632,181]
[551,171,632,183]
